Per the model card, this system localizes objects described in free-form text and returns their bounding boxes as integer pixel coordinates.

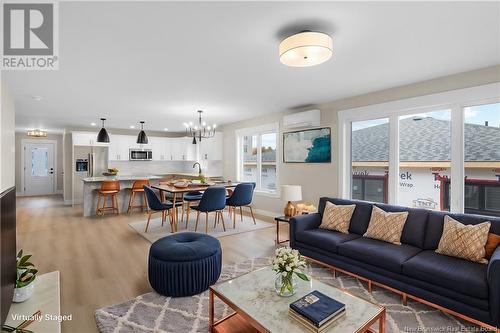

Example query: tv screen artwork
[283,127,331,163]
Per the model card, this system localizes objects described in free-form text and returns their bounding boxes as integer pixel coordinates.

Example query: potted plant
[272,247,309,297]
[13,250,38,303]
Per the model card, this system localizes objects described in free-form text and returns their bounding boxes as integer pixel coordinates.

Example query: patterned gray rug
[95,258,483,333]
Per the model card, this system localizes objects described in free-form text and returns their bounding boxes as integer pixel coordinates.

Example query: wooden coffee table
[209,266,385,333]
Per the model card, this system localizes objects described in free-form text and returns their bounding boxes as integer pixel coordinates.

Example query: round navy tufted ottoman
[148,232,222,297]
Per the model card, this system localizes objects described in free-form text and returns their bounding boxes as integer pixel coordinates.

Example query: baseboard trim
[63,199,73,205]
[252,208,281,218]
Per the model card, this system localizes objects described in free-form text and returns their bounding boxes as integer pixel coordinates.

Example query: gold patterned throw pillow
[435,216,491,264]
[319,202,356,234]
[363,206,408,245]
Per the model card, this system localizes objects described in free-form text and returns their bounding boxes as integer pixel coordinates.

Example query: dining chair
[127,179,150,213]
[96,180,120,216]
[226,182,256,228]
[143,186,175,233]
[182,191,203,228]
[191,187,226,233]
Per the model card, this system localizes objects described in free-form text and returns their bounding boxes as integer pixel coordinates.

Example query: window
[462,102,500,215]
[339,82,499,216]
[351,118,389,203]
[398,110,451,211]
[31,147,49,177]
[237,124,278,193]
[444,181,500,217]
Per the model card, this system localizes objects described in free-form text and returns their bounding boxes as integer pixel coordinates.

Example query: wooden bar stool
[127,179,150,213]
[96,180,120,216]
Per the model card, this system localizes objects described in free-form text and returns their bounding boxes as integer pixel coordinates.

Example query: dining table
[152,182,240,232]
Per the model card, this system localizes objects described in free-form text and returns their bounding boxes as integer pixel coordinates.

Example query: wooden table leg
[209,289,214,333]
[379,309,385,333]
[173,192,178,232]
[276,220,280,244]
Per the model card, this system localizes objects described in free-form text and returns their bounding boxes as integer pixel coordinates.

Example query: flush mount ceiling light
[27,129,47,138]
[279,31,333,67]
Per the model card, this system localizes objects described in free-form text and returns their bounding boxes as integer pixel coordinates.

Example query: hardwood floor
[16,195,287,333]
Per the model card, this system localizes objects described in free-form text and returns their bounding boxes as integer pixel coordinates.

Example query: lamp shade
[279,31,333,67]
[281,185,302,202]
[136,121,149,144]
[97,118,110,143]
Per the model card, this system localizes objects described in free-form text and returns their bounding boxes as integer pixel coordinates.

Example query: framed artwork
[283,127,331,163]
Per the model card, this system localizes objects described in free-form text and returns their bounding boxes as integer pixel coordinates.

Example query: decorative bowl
[173,181,189,188]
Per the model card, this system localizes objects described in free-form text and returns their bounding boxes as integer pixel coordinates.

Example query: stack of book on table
[289,290,346,332]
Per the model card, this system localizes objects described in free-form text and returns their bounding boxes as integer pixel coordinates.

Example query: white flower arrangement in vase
[272,247,309,297]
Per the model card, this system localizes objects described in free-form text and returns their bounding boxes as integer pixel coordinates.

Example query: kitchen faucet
[193,162,202,174]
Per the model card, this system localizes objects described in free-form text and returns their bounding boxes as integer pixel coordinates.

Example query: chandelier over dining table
[183,110,217,144]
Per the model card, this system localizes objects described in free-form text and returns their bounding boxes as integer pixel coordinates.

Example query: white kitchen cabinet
[150,137,171,161]
[199,132,223,160]
[72,131,107,146]
[170,137,196,161]
[108,134,133,161]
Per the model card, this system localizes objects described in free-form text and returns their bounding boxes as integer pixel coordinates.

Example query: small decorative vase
[275,273,298,297]
[13,282,35,303]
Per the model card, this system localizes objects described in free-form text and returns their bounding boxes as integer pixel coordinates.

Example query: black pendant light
[136,121,149,144]
[192,135,197,145]
[97,118,110,143]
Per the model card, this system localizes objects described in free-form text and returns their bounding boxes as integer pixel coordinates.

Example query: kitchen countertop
[82,175,163,182]
[82,173,223,182]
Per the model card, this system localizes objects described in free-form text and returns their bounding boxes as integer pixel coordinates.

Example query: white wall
[222,65,500,215]
[1,79,16,193]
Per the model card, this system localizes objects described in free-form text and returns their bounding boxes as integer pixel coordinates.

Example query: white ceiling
[4,1,500,133]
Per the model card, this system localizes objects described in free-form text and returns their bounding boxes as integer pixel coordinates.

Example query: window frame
[338,82,500,213]
[235,123,279,196]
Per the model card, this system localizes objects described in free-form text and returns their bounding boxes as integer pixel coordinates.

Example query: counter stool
[96,180,120,216]
[127,179,150,213]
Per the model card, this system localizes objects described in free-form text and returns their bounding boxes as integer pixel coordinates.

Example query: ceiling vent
[283,109,321,129]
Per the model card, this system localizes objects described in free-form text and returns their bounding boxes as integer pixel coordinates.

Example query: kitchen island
[81,173,223,217]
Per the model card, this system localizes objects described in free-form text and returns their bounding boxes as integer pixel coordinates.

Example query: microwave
[129,149,152,161]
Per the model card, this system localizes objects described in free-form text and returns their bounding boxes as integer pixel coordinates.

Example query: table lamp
[281,185,302,217]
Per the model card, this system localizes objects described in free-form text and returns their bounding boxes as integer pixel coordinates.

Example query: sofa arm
[487,246,500,326]
[289,213,321,248]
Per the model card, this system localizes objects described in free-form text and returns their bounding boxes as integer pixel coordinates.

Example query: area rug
[129,213,274,243]
[95,257,485,333]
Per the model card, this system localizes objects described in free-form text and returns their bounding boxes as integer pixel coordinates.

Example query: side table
[274,215,291,244]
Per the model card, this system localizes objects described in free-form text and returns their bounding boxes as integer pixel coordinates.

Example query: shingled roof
[352,117,500,161]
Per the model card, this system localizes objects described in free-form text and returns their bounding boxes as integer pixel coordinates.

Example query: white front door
[23,142,55,195]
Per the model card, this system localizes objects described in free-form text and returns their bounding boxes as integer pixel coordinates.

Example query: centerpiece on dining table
[272,247,310,297]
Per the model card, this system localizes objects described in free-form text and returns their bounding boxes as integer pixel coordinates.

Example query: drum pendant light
[97,118,110,143]
[136,121,149,144]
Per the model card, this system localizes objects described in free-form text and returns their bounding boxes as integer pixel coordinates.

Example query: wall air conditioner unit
[283,109,321,129]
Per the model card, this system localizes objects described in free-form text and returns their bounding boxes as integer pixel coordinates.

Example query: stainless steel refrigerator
[73,145,108,203]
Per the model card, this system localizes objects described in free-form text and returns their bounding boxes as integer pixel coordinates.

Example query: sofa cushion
[424,211,500,250]
[436,216,490,264]
[363,206,409,245]
[296,229,360,253]
[337,237,421,273]
[318,197,373,235]
[402,250,488,299]
[374,203,428,249]
[319,201,356,233]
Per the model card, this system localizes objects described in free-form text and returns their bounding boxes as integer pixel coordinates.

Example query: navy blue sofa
[290,197,500,328]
